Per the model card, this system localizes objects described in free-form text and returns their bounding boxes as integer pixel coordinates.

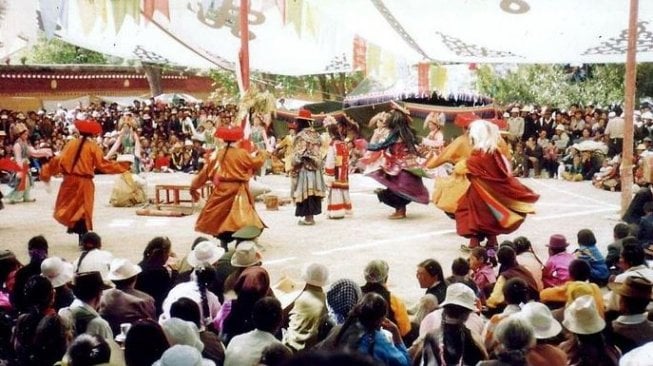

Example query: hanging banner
[417,63,429,95]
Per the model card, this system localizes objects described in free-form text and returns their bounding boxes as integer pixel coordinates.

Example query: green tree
[477,63,653,107]
[27,36,107,64]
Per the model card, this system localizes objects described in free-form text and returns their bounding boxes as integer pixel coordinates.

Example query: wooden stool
[154,183,214,213]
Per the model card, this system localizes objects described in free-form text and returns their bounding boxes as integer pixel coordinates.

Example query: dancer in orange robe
[41,119,129,240]
[191,126,267,249]
[456,120,539,252]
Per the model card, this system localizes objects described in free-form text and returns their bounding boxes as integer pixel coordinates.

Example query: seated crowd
[2,221,653,366]
[503,103,653,191]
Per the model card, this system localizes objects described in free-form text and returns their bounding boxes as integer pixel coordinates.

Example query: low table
[153,183,213,212]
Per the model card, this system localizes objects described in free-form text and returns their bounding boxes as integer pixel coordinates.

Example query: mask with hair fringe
[468,120,499,153]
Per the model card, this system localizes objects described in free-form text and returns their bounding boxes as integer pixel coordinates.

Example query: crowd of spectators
[502,103,653,191]
[0,100,243,177]
[0,222,653,365]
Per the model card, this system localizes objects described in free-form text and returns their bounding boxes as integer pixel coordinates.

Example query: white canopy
[3,0,653,75]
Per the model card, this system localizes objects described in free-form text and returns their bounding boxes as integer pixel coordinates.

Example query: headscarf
[327,279,362,324]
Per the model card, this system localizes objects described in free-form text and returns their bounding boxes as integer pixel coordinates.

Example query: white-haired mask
[468,120,499,153]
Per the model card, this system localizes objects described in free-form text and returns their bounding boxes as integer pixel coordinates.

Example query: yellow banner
[430,65,447,92]
[285,0,303,36]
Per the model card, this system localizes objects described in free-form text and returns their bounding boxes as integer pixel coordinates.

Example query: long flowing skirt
[367,169,429,205]
[327,187,352,218]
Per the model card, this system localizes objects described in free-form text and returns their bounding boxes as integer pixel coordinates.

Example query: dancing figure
[41,119,129,240]
[191,126,266,248]
[323,116,352,219]
[6,123,52,203]
[455,120,539,251]
[290,109,326,226]
[364,101,429,219]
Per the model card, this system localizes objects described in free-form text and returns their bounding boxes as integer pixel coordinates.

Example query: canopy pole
[240,0,250,92]
[621,0,639,216]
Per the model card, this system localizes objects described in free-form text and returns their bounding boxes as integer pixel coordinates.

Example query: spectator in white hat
[513,302,567,366]
[283,262,329,352]
[99,258,156,335]
[560,295,620,366]
[41,256,75,310]
[161,318,205,353]
[418,282,485,344]
[417,283,487,365]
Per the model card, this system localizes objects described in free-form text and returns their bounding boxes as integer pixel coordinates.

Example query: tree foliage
[26,36,107,64]
[209,69,364,102]
[476,63,653,107]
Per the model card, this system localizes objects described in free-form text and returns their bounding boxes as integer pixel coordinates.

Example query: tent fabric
[4,1,653,75]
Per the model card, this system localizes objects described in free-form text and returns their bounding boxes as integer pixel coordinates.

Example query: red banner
[418,62,429,95]
[353,35,367,74]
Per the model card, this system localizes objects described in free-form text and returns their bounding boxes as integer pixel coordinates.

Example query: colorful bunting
[353,35,367,73]
[418,62,429,94]
[285,0,303,36]
[366,43,381,76]
[430,65,447,92]
[111,0,139,34]
[302,1,317,39]
[143,0,170,22]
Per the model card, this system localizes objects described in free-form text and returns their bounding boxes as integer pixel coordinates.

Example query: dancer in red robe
[456,120,539,252]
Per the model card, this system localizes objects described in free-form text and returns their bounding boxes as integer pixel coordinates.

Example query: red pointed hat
[215,126,244,142]
[296,108,314,120]
[74,119,103,136]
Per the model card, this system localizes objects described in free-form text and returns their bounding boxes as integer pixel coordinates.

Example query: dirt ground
[0,172,622,306]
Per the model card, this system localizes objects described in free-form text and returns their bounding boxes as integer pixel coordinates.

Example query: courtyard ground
[0,172,622,306]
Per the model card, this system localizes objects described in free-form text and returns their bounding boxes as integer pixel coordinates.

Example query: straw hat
[271,276,305,310]
[186,241,225,268]
[230,241,262,267]
[514,302,562,339]
[438,283,477,311]
[563,295,605,334]
[107,258,142,282]
[41,257,74,288]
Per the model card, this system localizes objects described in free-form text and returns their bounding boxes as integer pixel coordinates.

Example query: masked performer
[41,119,129,240]
[365,101,429,219]
[455,120,539,252]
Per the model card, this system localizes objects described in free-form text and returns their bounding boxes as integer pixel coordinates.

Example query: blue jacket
[576,245,610,282]
[357,330,410,366]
